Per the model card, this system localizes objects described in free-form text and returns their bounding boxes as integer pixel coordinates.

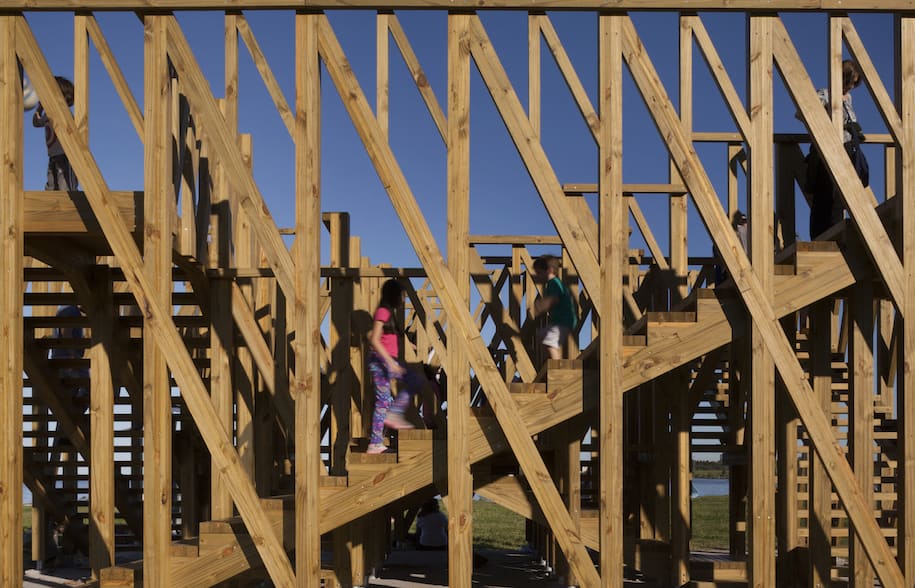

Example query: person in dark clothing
[805,60,867,239]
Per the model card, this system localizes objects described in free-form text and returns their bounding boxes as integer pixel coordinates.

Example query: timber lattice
[1,5,913,588]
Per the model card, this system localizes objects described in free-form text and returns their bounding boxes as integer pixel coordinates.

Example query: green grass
[691,495,729,550]
[23,505,32,531]
[411,500,527,551]
[472,500,527,550]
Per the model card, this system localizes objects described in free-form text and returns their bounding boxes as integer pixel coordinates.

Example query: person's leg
[540,324,563,361]
[60,158,78,191]
[368,358,393,447]
[391,367,424,415]
[829,185,845,228]
[45,159,57,190]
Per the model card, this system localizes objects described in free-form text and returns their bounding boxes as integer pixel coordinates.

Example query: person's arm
[533,279,559,317]
[533,294,556,317]
[369,317,405,376]
[32,105,46,128]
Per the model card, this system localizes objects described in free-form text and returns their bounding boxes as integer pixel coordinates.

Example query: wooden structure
[1,3,914,587]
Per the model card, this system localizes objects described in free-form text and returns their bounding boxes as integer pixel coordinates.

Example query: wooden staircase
[86,239,873,585]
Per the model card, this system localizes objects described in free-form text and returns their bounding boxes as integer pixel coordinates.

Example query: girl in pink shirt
[367,279,423,453]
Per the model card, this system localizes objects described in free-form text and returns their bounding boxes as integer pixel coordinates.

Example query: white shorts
[538,324,571,349]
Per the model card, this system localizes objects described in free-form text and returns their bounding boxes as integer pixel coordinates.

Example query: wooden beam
[377,12,389,137]
[898,14,915,584]
[325,212,351,475]
[74,12,89,140]
[447,13,473,587]
[468,16,602,309]
[599,13,624,588]
[23,190,139,232]
[619,15,904,587]
[747,14,776,588]
[808,301,833,588]
[848,242,875,587]
[773,20,904,313]
[210,274,235,520]
[528,13,540,137]
[16,17,297,586]
[143,16,173,586]
[0,15,23,586]
[10,1,915,10]
[295,10,322,587]
[317,14,600,585]
[670,368,691,587]
[89,268,116,573]
[775,317,799,582]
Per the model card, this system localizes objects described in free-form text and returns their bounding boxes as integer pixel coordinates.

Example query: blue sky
[21,9,899,269]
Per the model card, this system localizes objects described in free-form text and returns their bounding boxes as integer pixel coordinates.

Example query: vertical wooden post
[89,267,116,574]
[848,239,875,587]
[0,15,24,586]
[808,301,832,588]
[254,253,277,494]
[748,13,776,587]
[599,12,623,587]
[236,134,256,480]
[554,419,581,587]
[210,271,234,520]
[447,12,473,587]
[295,10,321,586]
[671,367,691,587]
[898,14,915,585]
[528,13,540,138]
[776,316,798,584]
[726,231,747,542]
[143,14,173,587]
[326,212,351,475]
[671,15,691,305]
[74,12,89,141]
[225,11,238,132]
[377,12,389,138]
[210,105,235,519]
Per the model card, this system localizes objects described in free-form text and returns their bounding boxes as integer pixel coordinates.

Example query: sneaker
[383,412,414,430]
[366,443,388,454]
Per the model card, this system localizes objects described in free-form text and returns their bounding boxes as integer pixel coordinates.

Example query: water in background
[692,478,729,497]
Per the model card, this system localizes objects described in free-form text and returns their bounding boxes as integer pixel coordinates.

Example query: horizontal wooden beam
[24,190,139,233]
[6,2,915,11]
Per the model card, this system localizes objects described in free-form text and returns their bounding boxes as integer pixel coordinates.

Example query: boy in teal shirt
[532,254,578,360]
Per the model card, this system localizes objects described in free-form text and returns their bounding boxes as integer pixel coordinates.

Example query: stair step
[170,538,199,558]
[348,451,397,465]
[509,382,547,394]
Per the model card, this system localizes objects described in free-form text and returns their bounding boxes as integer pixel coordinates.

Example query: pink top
[373,306,399,358]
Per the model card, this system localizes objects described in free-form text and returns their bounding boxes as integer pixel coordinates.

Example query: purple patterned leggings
[368,353,422,445]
